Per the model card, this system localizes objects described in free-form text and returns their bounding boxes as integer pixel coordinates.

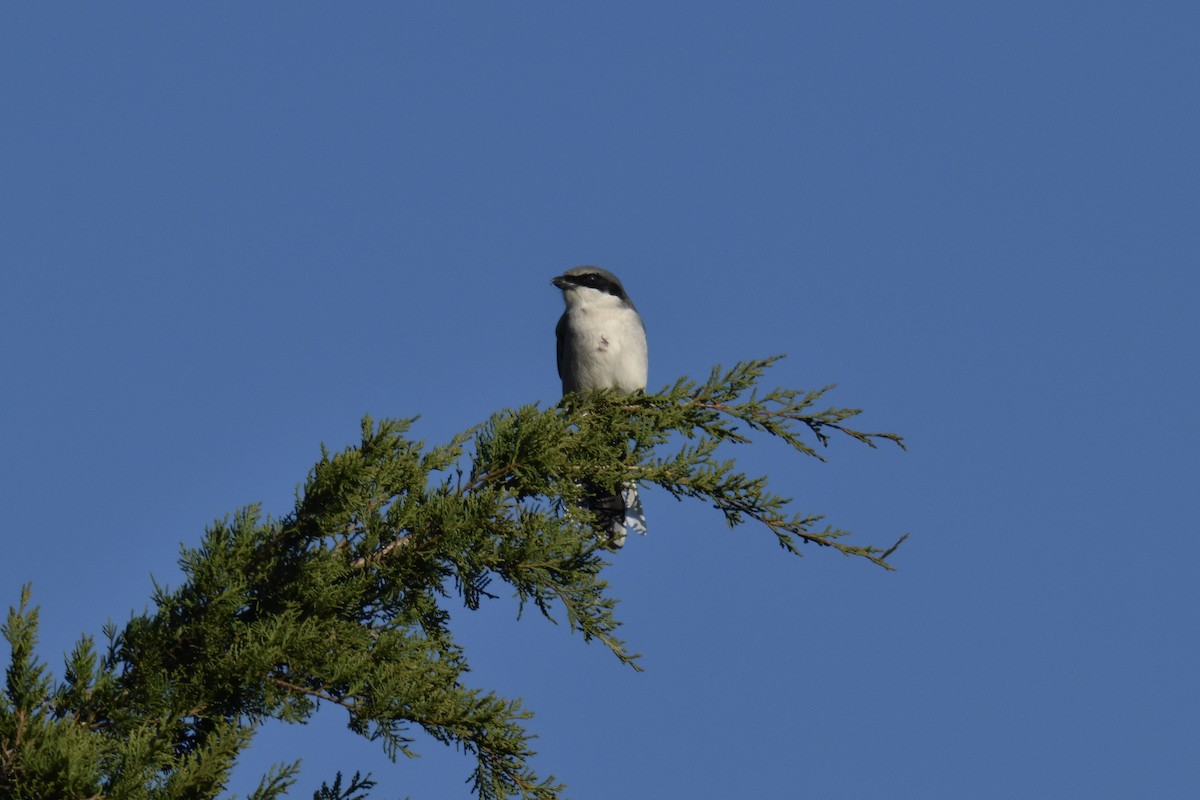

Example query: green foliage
[312,771,374,800]
[0,358,905,799]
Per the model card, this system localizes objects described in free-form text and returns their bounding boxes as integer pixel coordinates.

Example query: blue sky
[2,3,1198,798]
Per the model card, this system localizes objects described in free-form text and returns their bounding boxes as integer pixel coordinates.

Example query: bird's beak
[552,276,571,289]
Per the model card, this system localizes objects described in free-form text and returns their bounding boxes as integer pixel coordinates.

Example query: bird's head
[552,266,636,311]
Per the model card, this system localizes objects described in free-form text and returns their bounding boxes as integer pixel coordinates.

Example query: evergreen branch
[3,356,906,800]
[313,771,376,800]
[268,677,357,714]
[246,758,302,800]
[349,534,415,569]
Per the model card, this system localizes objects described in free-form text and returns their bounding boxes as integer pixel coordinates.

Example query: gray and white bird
[552,266,648,547]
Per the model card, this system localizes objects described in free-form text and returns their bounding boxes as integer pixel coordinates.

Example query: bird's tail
[621,482,647,537]
[583,482,647,549]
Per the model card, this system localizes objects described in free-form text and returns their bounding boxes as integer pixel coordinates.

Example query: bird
[552,266,648,547]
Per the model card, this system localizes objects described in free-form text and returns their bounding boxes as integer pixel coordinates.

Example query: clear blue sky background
[2,3,1197,798]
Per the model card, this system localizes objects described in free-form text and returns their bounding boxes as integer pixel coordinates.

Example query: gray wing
[555,312,571,395]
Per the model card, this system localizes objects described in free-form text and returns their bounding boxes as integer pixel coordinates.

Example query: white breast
[560,292,648,394]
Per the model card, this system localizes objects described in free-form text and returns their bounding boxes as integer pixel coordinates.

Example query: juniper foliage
[0,357,906,800]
